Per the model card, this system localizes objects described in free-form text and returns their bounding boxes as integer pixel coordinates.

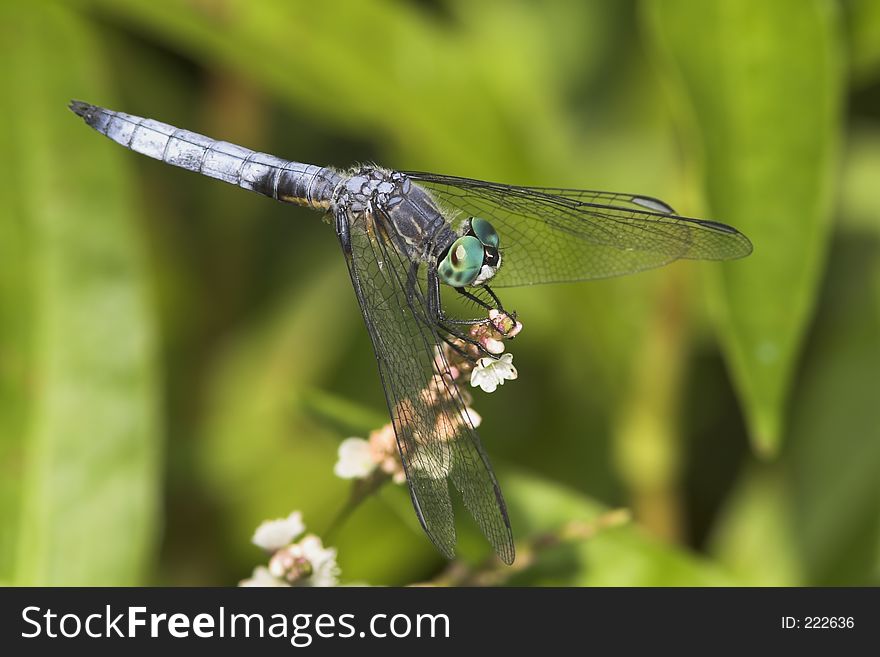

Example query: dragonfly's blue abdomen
[69,102,464,260]
[69,101,341,211]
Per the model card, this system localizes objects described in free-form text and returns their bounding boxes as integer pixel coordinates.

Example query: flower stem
[322,469,391,540]
[421,508,632,586]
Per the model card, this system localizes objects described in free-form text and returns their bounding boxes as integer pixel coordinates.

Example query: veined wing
[337,208,515,564]
[405,172,753,287]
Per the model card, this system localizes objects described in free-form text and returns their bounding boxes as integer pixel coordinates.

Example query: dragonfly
[70,100,752,565]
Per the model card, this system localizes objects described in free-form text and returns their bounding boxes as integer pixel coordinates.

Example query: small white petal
[470,353,518,393]
[483,337,505,354]
[251,511,306,551]
[239,566,290,587]
[462,407,482,428]
[333,437,375,480]
[470,366,499,393]
[298,535,341,587]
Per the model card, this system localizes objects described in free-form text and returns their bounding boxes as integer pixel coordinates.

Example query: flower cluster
[334,424,407,484]
[442,308,522,393]
[333,309,522,484]
[240,512,340,587]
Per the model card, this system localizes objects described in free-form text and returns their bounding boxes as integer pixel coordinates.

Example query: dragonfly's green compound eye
[470,217,500,249]
[438,235,484,287]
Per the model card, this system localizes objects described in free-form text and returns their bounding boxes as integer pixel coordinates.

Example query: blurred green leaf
[0,2,161,584]
[786,233,880,585]
[505,471,740,586]
[198,263,353,548]
[647,0,843,456]
[713,223,880,586]
[840,126,880,233]
[847,0,880,84]
[76,0,535,172]
[708,466,803,585]
[297,387,388,436]
[75,0,661,180]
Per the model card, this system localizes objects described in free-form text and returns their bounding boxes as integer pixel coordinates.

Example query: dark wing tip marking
[687,217,754,258]
[631,195,675,214]
[697,218,739,234]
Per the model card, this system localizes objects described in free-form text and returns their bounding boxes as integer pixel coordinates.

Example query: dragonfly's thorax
[333,166,456,260]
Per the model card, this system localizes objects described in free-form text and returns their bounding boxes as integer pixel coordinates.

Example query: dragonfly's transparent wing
[337,208,515,564]
[405,172,753,287]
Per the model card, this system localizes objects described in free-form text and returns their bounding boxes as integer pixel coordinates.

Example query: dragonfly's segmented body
[71,100,752,565]
[68,101,458,260]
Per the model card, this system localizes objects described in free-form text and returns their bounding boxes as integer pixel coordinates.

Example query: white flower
[367,425,406,484]
[239,565,289,587]
[251,511,305,551]
[470,353,518,393]
[334,437,375,480]
[269,535,340,587]
[298,535,340,587]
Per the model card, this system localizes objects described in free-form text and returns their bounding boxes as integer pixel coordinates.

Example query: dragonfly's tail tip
[68,99,93,118]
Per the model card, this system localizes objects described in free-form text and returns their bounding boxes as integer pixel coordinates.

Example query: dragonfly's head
[438,217,501,287]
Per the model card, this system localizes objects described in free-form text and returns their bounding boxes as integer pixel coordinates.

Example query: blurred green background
[2,0,879,586]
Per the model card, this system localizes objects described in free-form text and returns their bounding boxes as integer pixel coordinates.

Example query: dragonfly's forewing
[406,172,753,288]
[337,209,515,564]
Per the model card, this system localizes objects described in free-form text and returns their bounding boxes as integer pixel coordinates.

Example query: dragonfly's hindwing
[337,207,515,564]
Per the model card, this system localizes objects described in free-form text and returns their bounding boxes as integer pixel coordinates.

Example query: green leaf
[716,148,880,584]
[708,466,803,586]
[786,233,880,584]
[647,0,844,456]
[297,387,388,436]
[0,3,161,585]
[198,263,355,538]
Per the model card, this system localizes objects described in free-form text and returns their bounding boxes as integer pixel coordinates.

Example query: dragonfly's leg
[426,271,490,327]
[335,208,369,304]
[436,330,479,361]
[425,268,449,322]
[421,268,498,359]
[436,322,501,362]
[481,285,506,313]
[335,209,352,258]
[454,287,496,313]
[456,285,514,318]
[455,285,518,337]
